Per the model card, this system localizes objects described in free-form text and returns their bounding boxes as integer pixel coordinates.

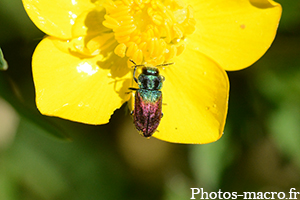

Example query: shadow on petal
[85,8,110,35]
[249,0,278,9]
[96,55,132,100]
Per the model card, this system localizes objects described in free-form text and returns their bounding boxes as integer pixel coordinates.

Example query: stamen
[176,43,185,56]
[114,43,127,57]
[103,15,120,29]
[103,0,196,66]
[152,14,163,26]
[126,42,138,57]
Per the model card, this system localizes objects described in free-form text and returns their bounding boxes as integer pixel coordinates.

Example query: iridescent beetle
[129,60,173,137]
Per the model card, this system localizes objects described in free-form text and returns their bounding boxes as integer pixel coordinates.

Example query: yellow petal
[22,0,96,39]
[32,37,131,124]
[189,0,282,71]
[153,49,229,144]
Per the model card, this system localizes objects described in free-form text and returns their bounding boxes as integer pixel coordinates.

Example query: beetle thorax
[138,67,163,90]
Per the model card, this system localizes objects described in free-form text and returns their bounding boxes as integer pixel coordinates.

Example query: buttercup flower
[22,0,281,144]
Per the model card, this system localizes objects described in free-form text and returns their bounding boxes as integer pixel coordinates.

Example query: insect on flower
[129,60,173,138]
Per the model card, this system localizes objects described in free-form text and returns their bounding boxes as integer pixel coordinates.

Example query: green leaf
[4,129,70,199]
[20,107,72,141]
[0,48,8,71]
[269,102,300,167]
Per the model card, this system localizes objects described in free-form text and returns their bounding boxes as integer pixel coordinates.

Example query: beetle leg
[128,87,138,91]
[132,65,139,84]
[126,87,138,94]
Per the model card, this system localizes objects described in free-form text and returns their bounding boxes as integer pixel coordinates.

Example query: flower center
[103,0,196,66]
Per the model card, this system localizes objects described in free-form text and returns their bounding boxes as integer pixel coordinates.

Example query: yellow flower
[22,0,281,144]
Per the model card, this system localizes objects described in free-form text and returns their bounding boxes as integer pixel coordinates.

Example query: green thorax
[138,89,162,103]
[137,67,164,90]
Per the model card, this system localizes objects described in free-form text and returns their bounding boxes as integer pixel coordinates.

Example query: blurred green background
[0,0,299,199]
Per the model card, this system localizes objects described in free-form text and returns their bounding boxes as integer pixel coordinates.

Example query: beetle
[129,60,173,137]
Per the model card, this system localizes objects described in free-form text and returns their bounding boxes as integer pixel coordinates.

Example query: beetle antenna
[129,59,137,66]
[156,62,174,67]
[129,59,144,83]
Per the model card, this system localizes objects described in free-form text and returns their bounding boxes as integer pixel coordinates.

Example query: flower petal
[22,0,96,39]
[154,48,229,144]
[32,37,131,124]
[190,0,282,71]
[72,8,109,38]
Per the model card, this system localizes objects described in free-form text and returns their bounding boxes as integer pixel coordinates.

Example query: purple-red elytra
[129,60,173,137]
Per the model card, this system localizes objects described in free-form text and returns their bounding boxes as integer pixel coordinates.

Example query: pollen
[103,0,196,66]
